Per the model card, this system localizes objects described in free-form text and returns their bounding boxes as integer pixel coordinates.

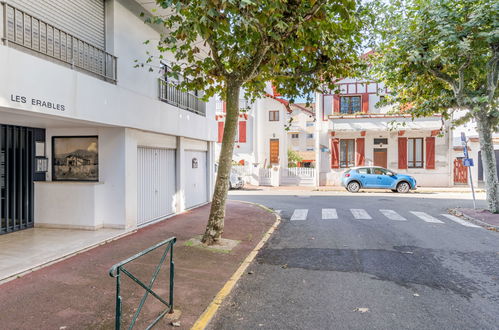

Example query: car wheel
[396,182,410,193]
[347,181,360,193]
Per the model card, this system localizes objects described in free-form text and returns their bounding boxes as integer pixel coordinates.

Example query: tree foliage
[369,0,498,123]
[369,0,499,212]
[144,0,365,243]
[147,0,364,101]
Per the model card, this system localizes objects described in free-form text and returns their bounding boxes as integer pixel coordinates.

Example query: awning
[329,117,442,132]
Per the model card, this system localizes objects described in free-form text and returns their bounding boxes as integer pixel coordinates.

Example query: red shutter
[222,102,226,113]
[362,93,369,113]
[217,122,224,143]
[331,138,340,168]
[426,137,435,169]
[333,95,340,113]
[356,138,365,166]
[239,121,247,143]
[398,137,407,169]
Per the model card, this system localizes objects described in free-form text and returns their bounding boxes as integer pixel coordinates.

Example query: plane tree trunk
[475,112,499,213]
[202,80,242,245]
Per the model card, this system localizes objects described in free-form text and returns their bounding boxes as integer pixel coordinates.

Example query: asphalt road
[208,190,499,330]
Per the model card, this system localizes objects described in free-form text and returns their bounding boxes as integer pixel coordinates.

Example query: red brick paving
[0,201,276,330]
[458,208,499,227]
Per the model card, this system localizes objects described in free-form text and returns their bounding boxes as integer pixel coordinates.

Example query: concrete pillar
[175,136,186,213]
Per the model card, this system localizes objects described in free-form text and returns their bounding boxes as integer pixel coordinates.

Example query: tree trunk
[475,114,499,213]
[202,81,241,245]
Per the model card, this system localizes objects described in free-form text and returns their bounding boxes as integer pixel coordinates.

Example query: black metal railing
[1,3,117,83]
[158,78,206,116]
[109,237,176,330]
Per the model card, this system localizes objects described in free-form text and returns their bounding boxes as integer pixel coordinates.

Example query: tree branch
[205,36,229,77]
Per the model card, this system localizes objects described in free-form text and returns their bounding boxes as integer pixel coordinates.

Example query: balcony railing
[1,3,117,83]
[158,79,206,116]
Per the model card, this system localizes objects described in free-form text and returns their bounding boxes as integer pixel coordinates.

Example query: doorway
[270,139,279,164]
[373,148,387,168]
[1,125,44,234]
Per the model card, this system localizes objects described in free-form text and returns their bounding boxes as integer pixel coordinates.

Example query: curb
[449,208,499,230]
[191,202,281,330]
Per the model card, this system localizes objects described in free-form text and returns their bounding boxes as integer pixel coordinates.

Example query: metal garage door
[137,147,176,226]
[184,150,208,209]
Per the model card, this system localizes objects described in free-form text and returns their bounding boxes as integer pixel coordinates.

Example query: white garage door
[137,147,176,226]
[184,150,208,209]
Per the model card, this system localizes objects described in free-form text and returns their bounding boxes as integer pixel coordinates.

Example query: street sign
[463,145,469,158]
[463,158,474,167]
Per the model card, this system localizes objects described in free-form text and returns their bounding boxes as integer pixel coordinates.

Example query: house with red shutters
[315,78,453,187]
[215,83,290,171]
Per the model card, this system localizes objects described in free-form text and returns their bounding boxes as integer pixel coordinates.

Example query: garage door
[137,147,176,226]
[184,150,208,209]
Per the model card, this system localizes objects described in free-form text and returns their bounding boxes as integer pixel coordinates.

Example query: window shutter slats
[217,122,224,143]
[426,137,435,169]
[333,95,340,113]
[398,137,407,169]
[356,138,365,166]
[331,138,339,168]
[239,121,247,143]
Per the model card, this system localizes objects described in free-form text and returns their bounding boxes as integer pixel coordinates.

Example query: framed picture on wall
[52,136,99,181]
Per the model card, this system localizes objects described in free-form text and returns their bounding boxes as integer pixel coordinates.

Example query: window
[306,147,314,151]
[306,122,314,127]
[340,96,361,114]
[372,167,388,175]
[340,139,355,168]
[373,138,388,145]
[408,138,424,168]
[269,111,279,121]
[291,133,299,139]
[307,133,314,139]
[357,168,370,174]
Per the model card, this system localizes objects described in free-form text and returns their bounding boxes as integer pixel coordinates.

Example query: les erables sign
[10,94,66,111]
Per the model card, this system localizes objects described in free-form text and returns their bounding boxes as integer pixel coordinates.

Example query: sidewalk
[452,208,499,229]
[243,184,484,193]
[0,201,277,330]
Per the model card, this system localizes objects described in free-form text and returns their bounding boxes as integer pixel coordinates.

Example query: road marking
[322,208,338,220]
[290,209,308,221]
[379,209,406,221]
[410,211,444,223]
[350,209,372,220]
[441,214,482,228]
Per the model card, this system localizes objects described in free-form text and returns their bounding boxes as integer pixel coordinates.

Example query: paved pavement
[0,201,276,330]
[209,191,499,330]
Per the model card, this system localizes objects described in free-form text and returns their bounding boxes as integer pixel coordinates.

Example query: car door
[355,167,371,187]
[374,168,397,188]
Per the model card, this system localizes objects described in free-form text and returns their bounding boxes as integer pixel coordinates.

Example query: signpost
[461,133,476,209]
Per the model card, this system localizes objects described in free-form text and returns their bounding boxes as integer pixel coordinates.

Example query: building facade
[0,0,216,235]
[316,78,452,187]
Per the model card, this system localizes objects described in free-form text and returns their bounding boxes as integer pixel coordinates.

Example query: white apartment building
[316,78,452,187]
[0,0,216,235]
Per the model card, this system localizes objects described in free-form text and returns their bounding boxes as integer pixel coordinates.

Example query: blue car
[341,167,417,193]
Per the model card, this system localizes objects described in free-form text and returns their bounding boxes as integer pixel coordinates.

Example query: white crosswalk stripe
[322,209,338,220]
[410,211,444,223]
[379,209,406,221]
[350,209,372,220]
[290,209,308,221]
[441,214,482,228]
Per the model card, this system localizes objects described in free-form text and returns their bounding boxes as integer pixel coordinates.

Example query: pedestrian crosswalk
[276,208,483,229]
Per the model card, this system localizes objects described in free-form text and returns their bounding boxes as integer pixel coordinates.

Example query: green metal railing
[109,237,176,330]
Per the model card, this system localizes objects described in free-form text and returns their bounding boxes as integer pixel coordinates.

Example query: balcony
[1,3,117,83]
[158,79,206,116]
